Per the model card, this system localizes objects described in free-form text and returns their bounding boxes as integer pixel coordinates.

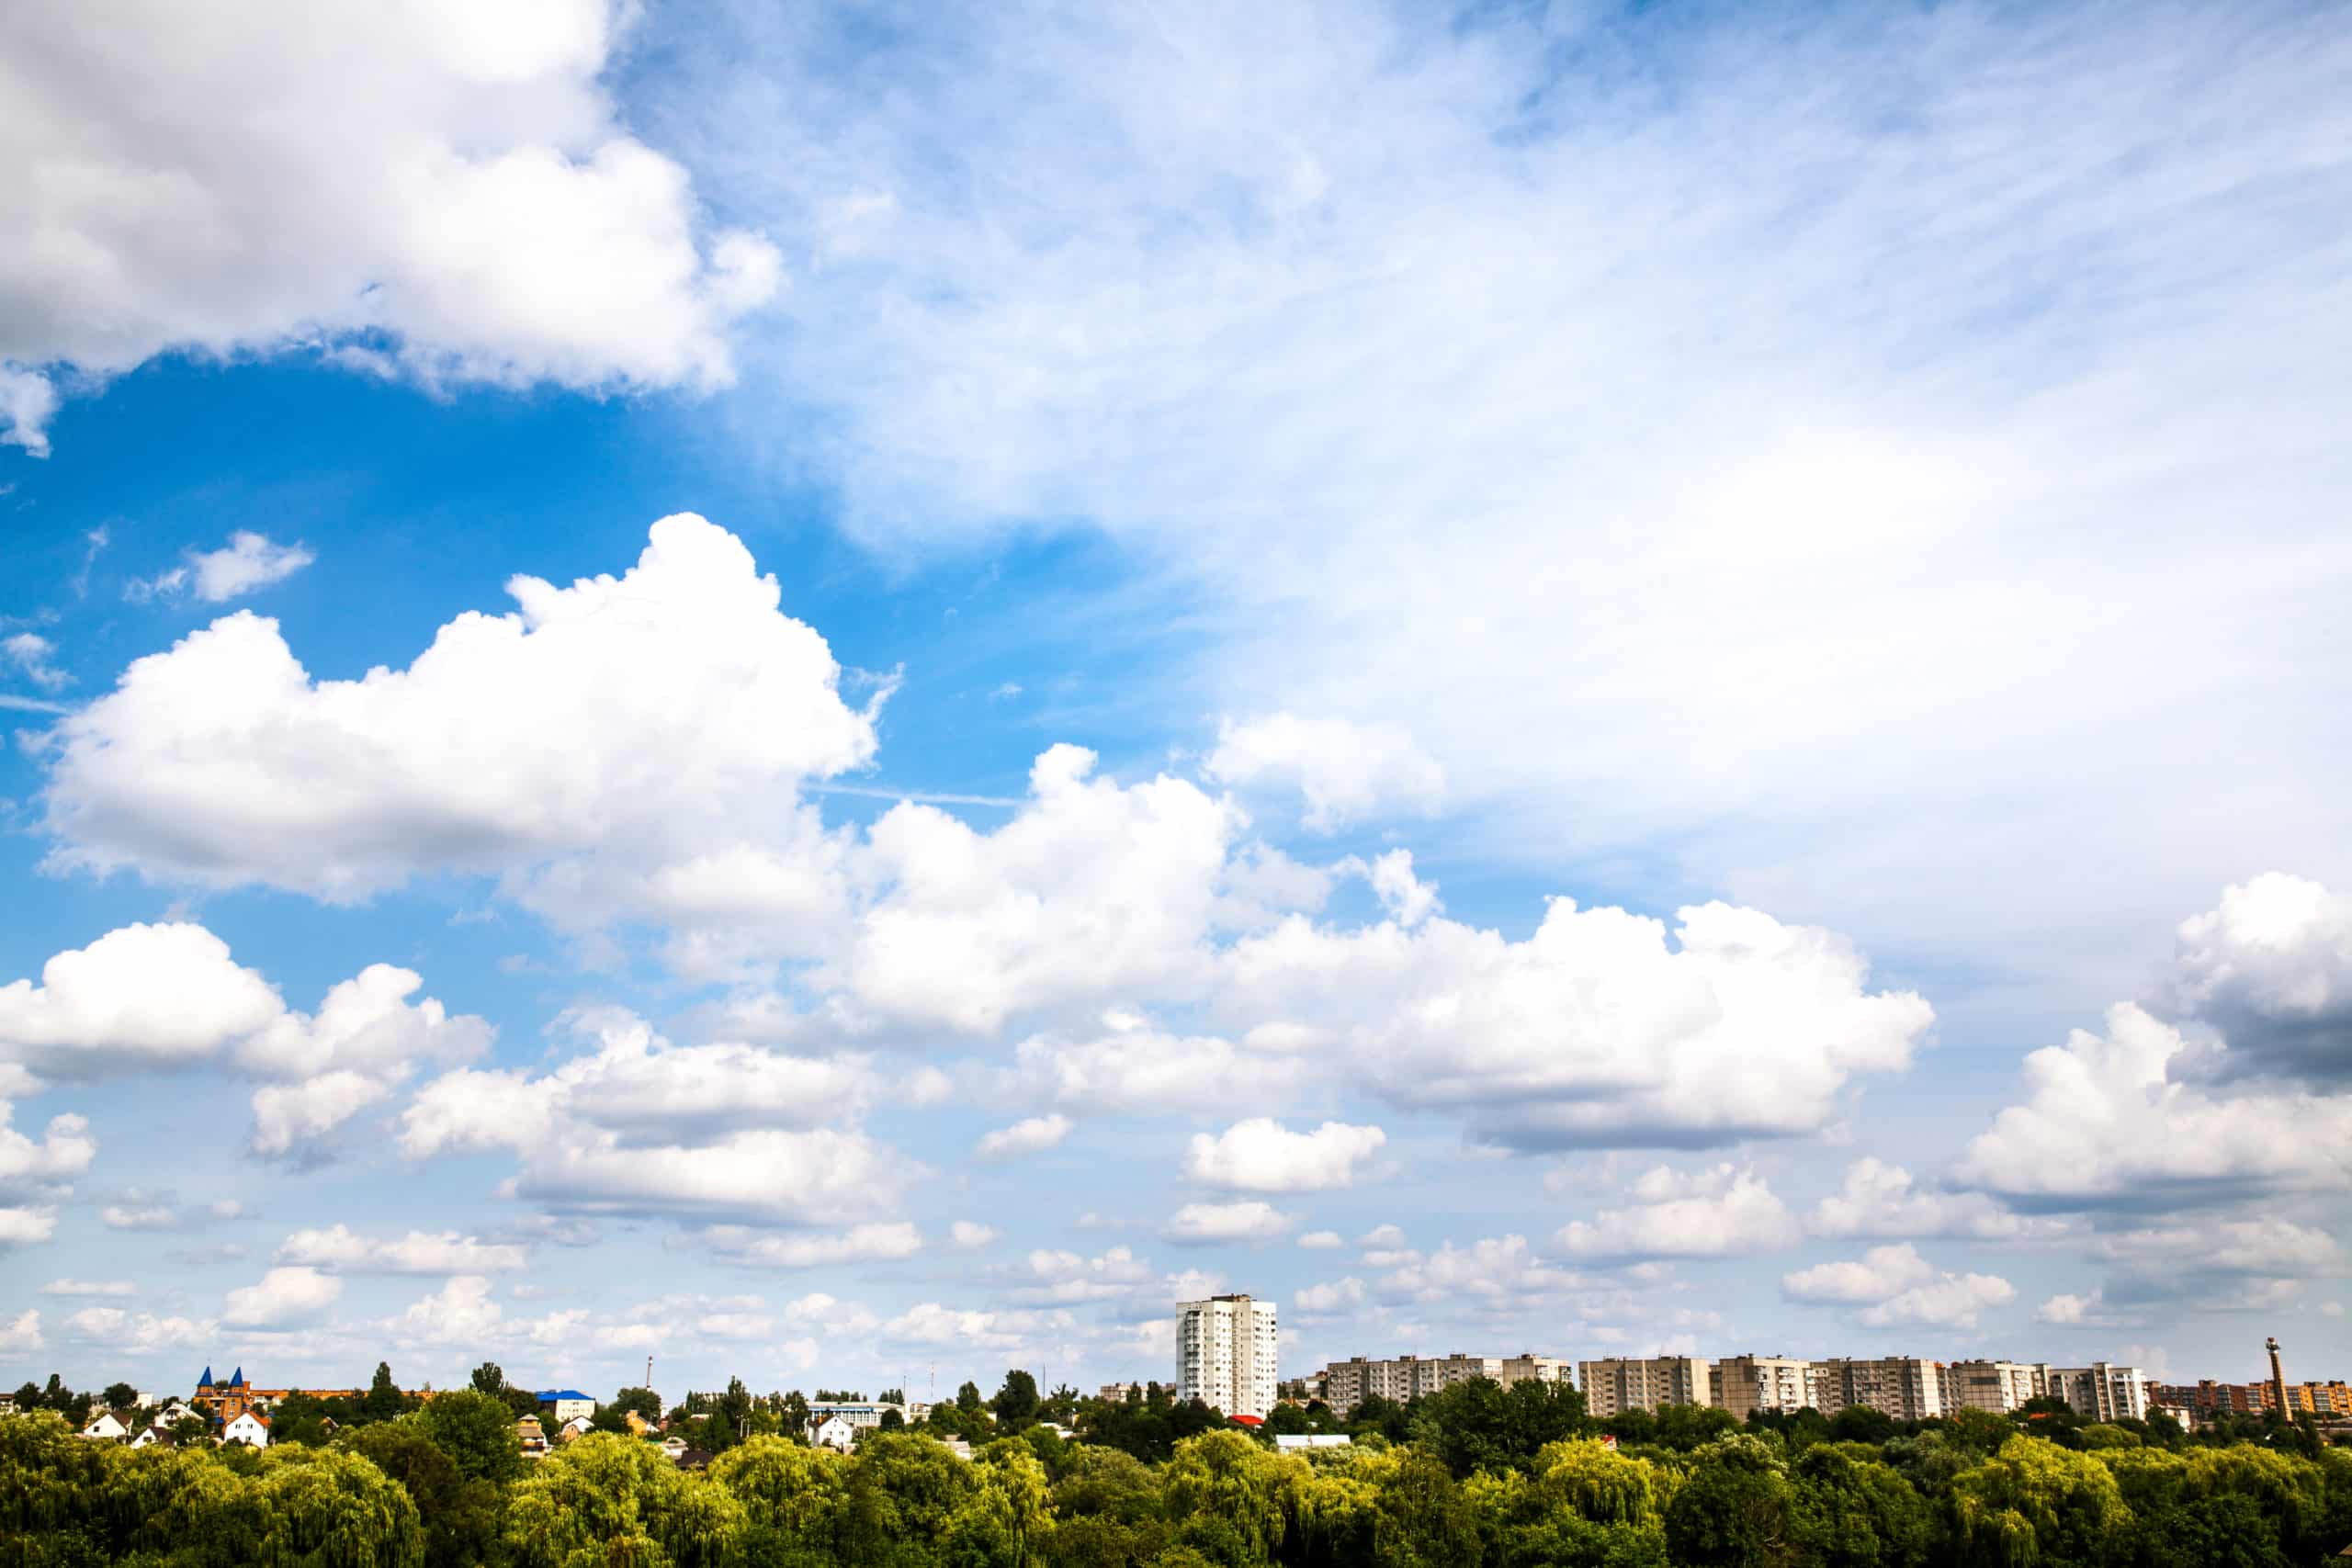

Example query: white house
[811,1414,858,1452]
[158,1402,198,1425]
[79,1412,129,1441]
[535,1390,596,1424]
[130,1425,177,1450]
[222,1412,271,1448]
[1273,1434,1351,1451]
[559,1415,594,1441]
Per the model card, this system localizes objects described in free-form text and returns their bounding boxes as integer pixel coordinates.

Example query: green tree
[1162,1429,1288,1563]
[1412,1376,1589,1478]
[101,1382,137,1412]
[253,1445,428,1568]
[1790,1444,1931,1568]
[361,1361,406,1424]
[611,1386,664,1423]
[1664,1433,1799,1568]
[958,1381,986,1414]
[420,1387,524,1483]
[708,1433,848,1554]
[995,1370,1042,1433]
[342,1418,503,1568]
[469,1362,506,1396]
[1951,1434,2132,1568]
[1374,1449,1481,1568]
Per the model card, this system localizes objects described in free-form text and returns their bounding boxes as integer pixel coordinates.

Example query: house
[811,1414,858,1452]
[130,1425,178,1450]
[1273,1435,1351,1451]
[660,1436,689,1461]
[804,1401,904,1442]
[221,1411,271,1448]
[516,1416,548,1456]
[625,1409,655,1437]
[559,1415,594,1442]
[158,1401,198,1425]
[79,1411,129,1441]
[940,1438,974,1461]
[674,1448,713,1472]
[536,1389,596,1424]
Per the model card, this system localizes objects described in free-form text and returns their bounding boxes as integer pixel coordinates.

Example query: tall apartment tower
[1579,1357,1713,1417]
[1809,1358,1944,1422]
[1177,1294,1279,1418]
[1713,1356,1814,1419]
[1939,1360,2044,1414]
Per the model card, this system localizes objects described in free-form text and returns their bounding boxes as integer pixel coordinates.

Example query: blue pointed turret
[198,1366,214,1389]
[230,1366,245,1386]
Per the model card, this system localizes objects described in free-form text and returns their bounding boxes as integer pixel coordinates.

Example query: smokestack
[2266,1337,2289,1416]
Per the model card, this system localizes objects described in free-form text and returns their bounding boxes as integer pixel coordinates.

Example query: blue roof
[199,1366,213,1387]
[536,1390,591,1401]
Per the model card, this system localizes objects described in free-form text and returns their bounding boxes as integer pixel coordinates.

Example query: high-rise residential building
[1940,1360,2045,1414]
[1809,1358,1944,1422]
[1713,1356,1813,1419]
[2048,1363,2150,1422]
[1578,1357,1713,1417]
[1177,1295,1279,1418]
[1317,1352,1572,1417]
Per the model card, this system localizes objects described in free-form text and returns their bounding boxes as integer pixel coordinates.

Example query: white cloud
[1293,1277,1366,1313]
[975,1113,1071,1161]
[2036,1291,2114,1326]
[1162,1201,1296,1246]
[2169,874,2352,1086]
[1783,1243,2011,1327]
[0,1106,96,1188]
[0,1210,56,1249]
[62,1307,209,1352]
[277,1224,528,1275]
[1,1,779,454]
[1183,1118,1386,1192]
[1006,1019,1316,1116]
[1381,1235,1578,1303]
[2092,1217,2341,1277]
[393,1276,505,1345]
[1556,1165,1799,1260]
[703,1222,923,1269]
[0,367,59,457]
[39,1279,133,1297]
[40,516,879,908]
[1297,1230,1343,1249]
[1219,899,1929,1149]
[99,1201,179,1232]
[950,1221,1001,1249]
[1020,1245,1153,1303]
[4,633,68,692]
[0,921,489,1159]
[0,1309,42,1351]
[1957,1002,2352,1204]
[1809,1158,2042,1241]
[650,1,2352,1035]
[220,1266,342,1327]
[128,533,315,604]
[1204,713,1445,830]
[1782,1244,1936,1304]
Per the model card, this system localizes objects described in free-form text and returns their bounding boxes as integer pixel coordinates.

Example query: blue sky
[3,0,2348,1406]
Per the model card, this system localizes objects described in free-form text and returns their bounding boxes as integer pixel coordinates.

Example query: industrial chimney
[2267,1336,2290,1416]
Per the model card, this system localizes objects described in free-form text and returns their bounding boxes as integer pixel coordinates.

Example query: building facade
[1809,1358,1944,1422]
[1177,1294,1280,1418]
[2048,1363,2151,1422]
[1940,1360,2044,1414]
[1578,1357,1713,1417]
[1317,1351,1570,1417]
[1712,1356,1813,1419]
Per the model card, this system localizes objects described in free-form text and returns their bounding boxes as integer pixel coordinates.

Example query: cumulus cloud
[2169,874,2352,1085]
[127,533,315,604]
[220,1265,342,1327]
[1005,1017,1317,1116]
[2091,1217,2341,1277]
[1162,1201,1296,1246]
[1809,1158,2043,1240]
[703,1222,923,1269]
[62,1307,209,1352]
[975,1114,1071,1161]
[4,633,68,692]
[0,0,780,455]
[950,1221,1001,1248]
[2035,1290,2120,1327]
[1219,899,1929,1150]
[40,516,879,906]
[39,1279,133,1297]
[0,921,489,1158]
[393,1275,507,1345]
[1783,1242,2018,1328]
[1204,713,1445,830]
[1555,1165,1799,1260]
[1183,1118,1385,1192]
[1382,1234,1579,1303]
[1957,1002,2352,1205]
[1293,1277,1367,1313]
[1019,1246,1153,1304]
[0,1209,57,1249]
[277,1224,528,1275]
[0,1105,96,1189]
[1297,1231,1343,1249]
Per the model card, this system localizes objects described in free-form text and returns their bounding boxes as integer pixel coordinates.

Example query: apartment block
[2048,1362,2151,1422]
[1317,1351,1570,1417]
[1809,1358,1944,1422]
[1713,1356,1813,1419]
[1941,1360,2045,1414]
[1177,1294,1279,1419]
[1578,1357,1713,1417]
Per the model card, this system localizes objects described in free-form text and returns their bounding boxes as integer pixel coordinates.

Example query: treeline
[5,1379,2350,1568]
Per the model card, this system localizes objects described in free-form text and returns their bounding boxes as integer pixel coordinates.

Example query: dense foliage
[6,1377,2349,1568]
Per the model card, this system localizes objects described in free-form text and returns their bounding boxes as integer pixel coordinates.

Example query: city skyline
[6,0,2352,1403]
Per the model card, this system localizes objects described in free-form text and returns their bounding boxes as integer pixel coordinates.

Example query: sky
[2,0,2348,1409]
